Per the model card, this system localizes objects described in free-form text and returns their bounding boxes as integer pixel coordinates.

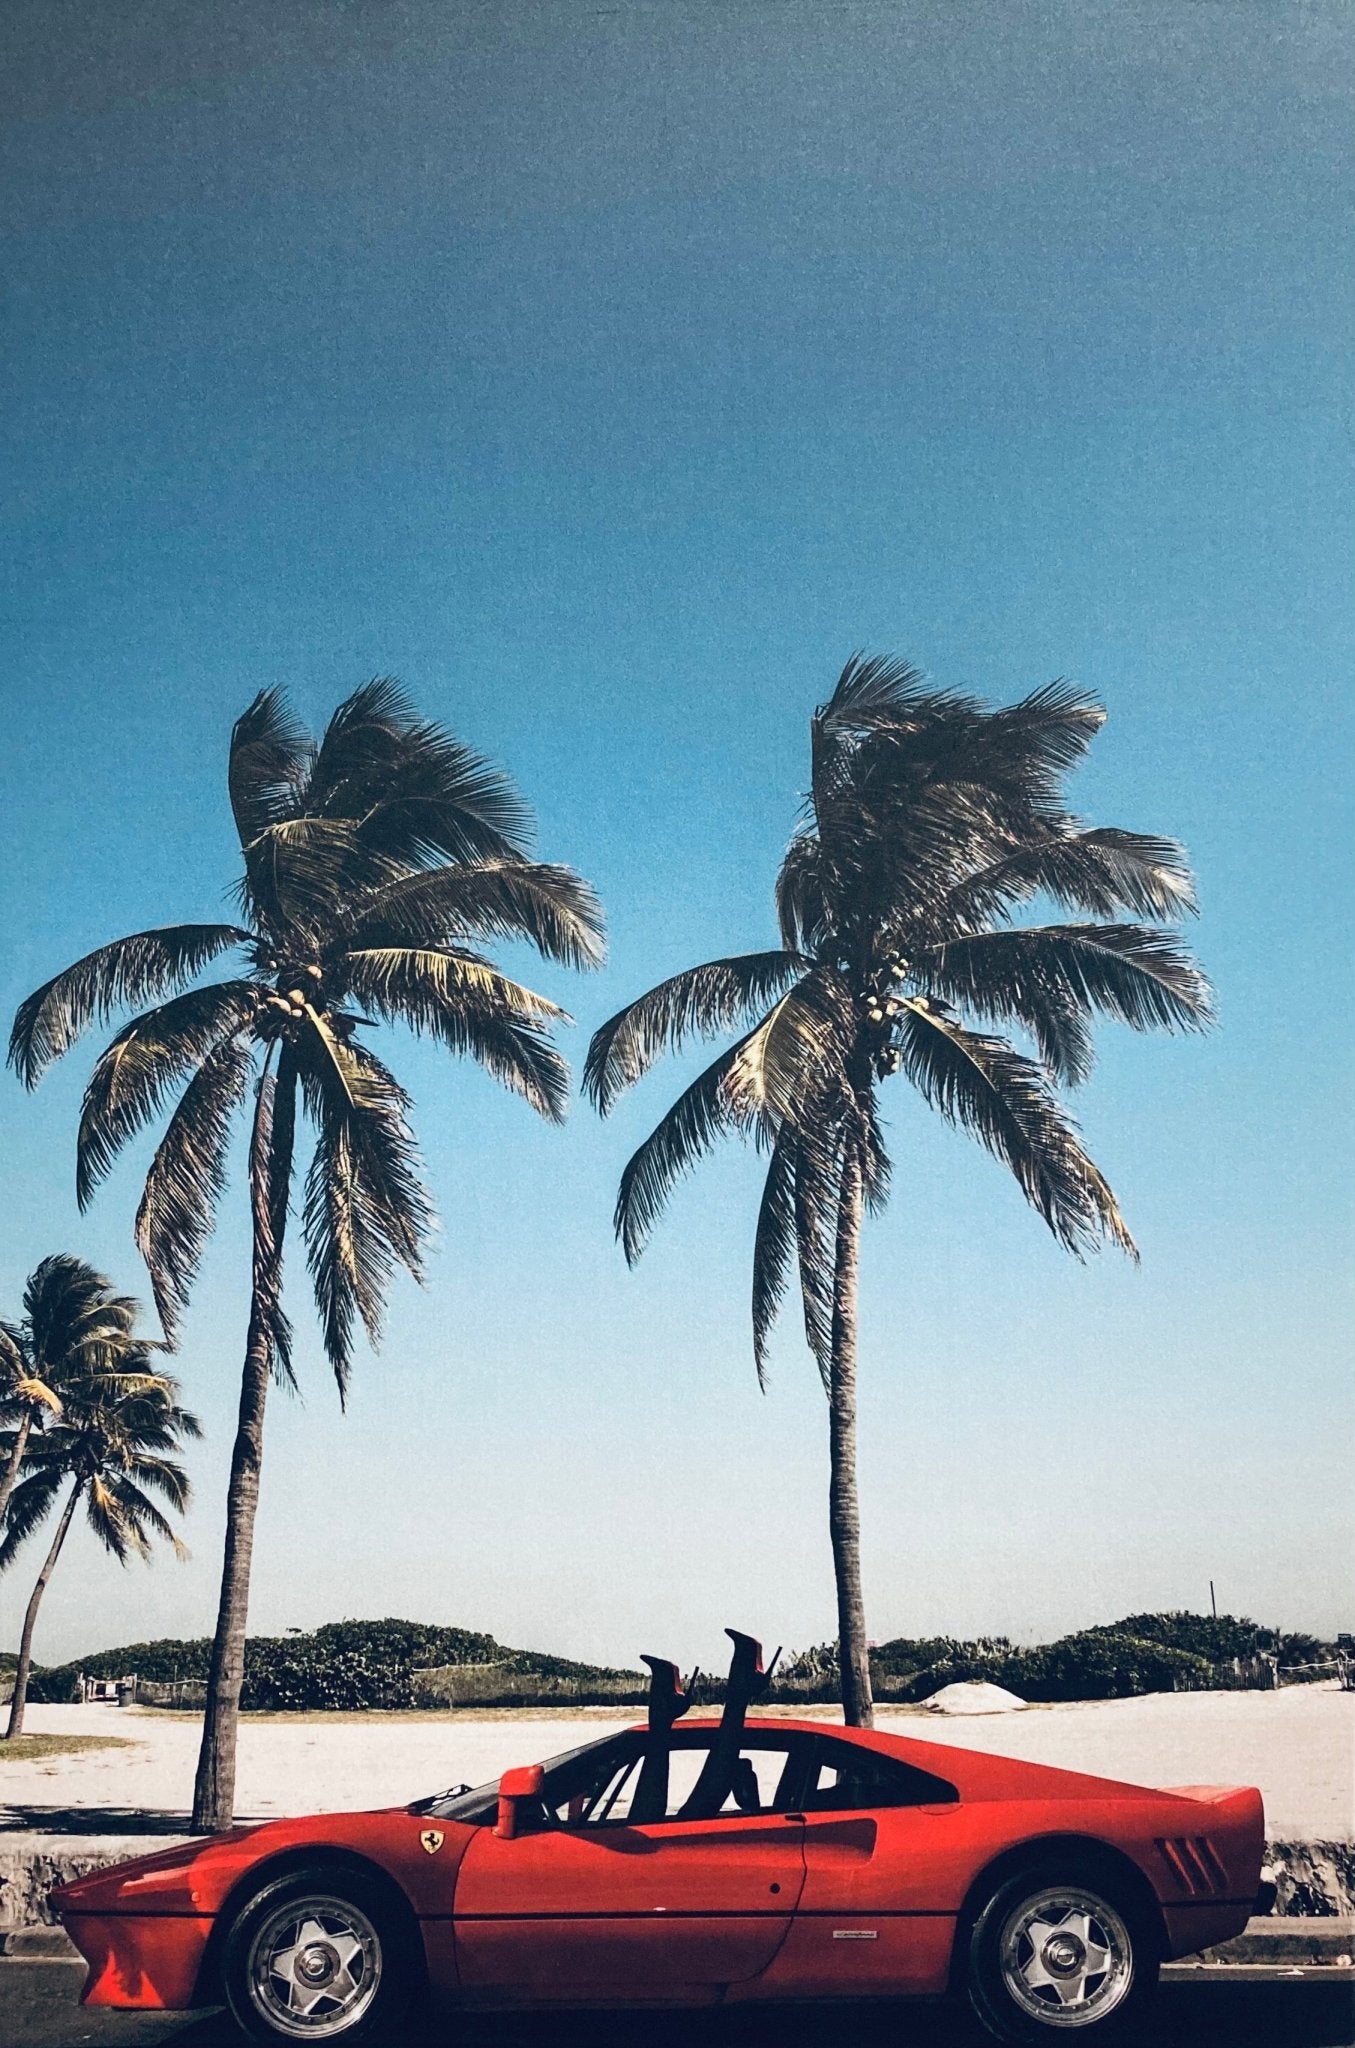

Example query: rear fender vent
[1155,1836,1229,1895]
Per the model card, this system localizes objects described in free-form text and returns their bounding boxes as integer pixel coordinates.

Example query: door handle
[781,1812,806,1823]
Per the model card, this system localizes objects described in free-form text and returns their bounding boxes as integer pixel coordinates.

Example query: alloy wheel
[997,1884,1134,2029]
[245,1893,383,2038]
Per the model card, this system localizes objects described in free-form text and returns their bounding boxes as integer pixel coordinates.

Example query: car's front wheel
[964,1861,1159,2044]
[220,1863,421,2043]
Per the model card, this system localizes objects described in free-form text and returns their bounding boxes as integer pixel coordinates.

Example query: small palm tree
[9,680,604,1826]
[586,658,1212,1726]
[0,1257,145,1529]
[2,1361,198,1738]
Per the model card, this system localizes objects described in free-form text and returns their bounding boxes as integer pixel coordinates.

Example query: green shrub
[25,1609,1339,1713]
[27,1618,643,1713]
[1105,1611,1271,1662]
[1004,1632,1220,1701]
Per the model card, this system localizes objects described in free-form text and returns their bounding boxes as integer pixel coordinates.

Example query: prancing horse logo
[420,1829,444,1855]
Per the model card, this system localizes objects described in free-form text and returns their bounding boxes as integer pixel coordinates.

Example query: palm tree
[9,680,604,1826]
[1,1362,198,1738]
[0,1257,146,1530]
[586,657,1212,1726]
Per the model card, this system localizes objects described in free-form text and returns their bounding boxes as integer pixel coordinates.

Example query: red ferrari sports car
[50,1633,1266,2046]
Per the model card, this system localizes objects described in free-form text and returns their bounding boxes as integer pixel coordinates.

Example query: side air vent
[1155,1836,1229,1895]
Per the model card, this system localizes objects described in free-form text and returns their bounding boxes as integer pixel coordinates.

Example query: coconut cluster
[255,961,324,1037]
[861,957,908,1079]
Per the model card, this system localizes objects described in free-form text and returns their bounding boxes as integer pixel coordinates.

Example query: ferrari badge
[420,1829,444,1855]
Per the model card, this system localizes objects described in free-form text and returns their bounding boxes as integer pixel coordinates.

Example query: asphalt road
[2,1963,1352,2048]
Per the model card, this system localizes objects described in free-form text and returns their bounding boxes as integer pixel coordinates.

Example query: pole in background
[1210,1579,1217,1620]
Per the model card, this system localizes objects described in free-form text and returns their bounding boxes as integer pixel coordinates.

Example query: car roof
[622,1713,1176,1806]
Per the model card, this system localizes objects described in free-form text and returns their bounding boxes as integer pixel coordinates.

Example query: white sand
[1,1686,1350,1841]
[924,1680,1027,1715]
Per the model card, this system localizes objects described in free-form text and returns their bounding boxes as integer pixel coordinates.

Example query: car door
[760,1733,964,1999]
[452,1730,809,1999]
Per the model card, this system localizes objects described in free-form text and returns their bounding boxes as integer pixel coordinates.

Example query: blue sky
[1,1,1351,1671]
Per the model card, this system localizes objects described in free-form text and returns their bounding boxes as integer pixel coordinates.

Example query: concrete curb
[1194,1916,1355,1966]
[1,1928,77,1958]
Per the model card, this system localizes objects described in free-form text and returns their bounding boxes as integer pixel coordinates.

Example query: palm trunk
[829,1142,874,1727]
[0,1408,34,1530]
[5,1479,83,1740]
[190,1051,296,1833]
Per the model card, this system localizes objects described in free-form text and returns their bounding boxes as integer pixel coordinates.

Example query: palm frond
[810,654,954,822]
[135,1036,255,1344]
[813,653,973,791]
[305,679,533,864]
[23,1255,138,1362]
[302,1003,363,1107]
[301,1043,432,1395]
[751,1129,798,1388]
[859,1095,892,1214]
[87,1473,143,1563]
[916,944,1096,1084]
[897,1003,1137,1258]
[340,861,606,971]
[980,680,1107,788]
[10,926,250,1087]
[238,817,404,941]
[584,952,807,1113]
[774,834,836,955]
[817,749,1039,940]
[942,826,1199,925]
[821,652,943,730]
[12,1376,62,1415]
[725,971,855,1125]
[925,924,1214,1059]
[793,1123,844,1386]
[341,948,571,1120]
[0,1323,24,1385]
[343,945,565,1024]
[102,1476,187,1559]
[0,1467,65,1569]
[614,1032,762,1264]
[228,688,313,850]
[447,1006,573,1122]
[123,1454,193,1511]
[855,681,1103,833]
[75,983,259,1208]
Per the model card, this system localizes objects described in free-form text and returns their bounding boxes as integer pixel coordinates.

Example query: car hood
[50,1827,262,1917]
[50,1807,480,1921]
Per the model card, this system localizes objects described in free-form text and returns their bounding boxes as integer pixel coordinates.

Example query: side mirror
[495,1762,545,1840]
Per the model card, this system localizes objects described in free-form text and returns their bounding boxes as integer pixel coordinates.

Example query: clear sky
[1,1,1351,1674]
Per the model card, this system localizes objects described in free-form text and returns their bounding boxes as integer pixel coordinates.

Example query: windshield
[410,1733,631,1823]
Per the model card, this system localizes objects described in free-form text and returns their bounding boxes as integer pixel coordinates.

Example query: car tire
[964,1858,1159,2045]
[220,1862,422,2044]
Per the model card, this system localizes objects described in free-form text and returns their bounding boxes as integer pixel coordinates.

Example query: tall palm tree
[9,680,604,1826]
[0,1256,147,1530]
[1,1363,198,1737]
[586,658,1212,1726]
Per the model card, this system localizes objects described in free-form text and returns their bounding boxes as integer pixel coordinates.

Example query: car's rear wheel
[965,1860,1159,2045]
[220,1864,421,2043]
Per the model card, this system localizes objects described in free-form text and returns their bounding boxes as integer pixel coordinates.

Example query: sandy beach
[1,1685,1349,1841]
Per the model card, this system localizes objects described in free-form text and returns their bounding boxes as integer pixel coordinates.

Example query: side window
[567,1752,644,1824]
[663,1739,802,1819]
[539,1737,644,1826]
[536,1732,810,1827]
[803,1738,957,1812]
